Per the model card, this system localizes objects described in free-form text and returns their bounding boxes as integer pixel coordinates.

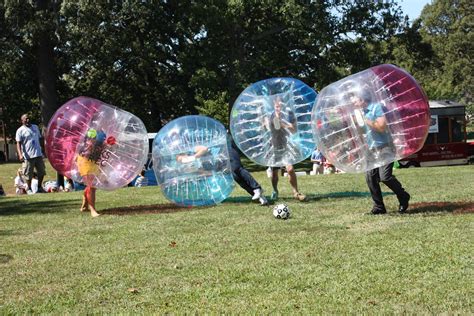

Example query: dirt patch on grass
[410,201,474,215]
[101,203,193,216]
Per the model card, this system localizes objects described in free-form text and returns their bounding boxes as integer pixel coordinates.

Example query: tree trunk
[37,25,57,126]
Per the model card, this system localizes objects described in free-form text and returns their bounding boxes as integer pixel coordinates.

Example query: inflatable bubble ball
[152,115,234,206]
[311,64,430,173]
[230,77,318,167]
[45,97,148,190]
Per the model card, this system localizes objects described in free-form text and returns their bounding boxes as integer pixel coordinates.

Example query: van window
[451,117,464,142]
[437,117,449,143]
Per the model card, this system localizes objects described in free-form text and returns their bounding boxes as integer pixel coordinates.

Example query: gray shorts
[24,156,46,180]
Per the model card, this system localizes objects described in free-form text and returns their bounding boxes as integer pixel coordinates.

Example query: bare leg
[287,164,298,194]
[84,186,100,217]
[271,169,279,193]
[287,164,306,201]
[80,192,88,212]
[88,187,100,217]
[81,184,90,212]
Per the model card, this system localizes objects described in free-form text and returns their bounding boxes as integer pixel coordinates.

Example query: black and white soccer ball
[273,203,290,220]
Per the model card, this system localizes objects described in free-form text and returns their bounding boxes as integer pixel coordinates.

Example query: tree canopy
[1,0,470,141]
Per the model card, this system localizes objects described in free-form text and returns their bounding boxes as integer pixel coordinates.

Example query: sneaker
[271,191,279,200]
[259,196,269,206]
[27,190,34,195]
[294,192,306,202]
[398,192,411,213]
[37,188,46,194]
[252,188,262,200]
[367,208,387,215]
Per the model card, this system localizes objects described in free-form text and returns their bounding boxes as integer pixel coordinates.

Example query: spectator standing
[310,147,325,175]
[15,114,46,193]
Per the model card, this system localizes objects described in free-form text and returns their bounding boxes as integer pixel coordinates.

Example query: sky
[398,0,432,22]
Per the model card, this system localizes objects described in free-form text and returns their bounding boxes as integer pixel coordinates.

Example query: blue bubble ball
[152,115,234,206]
[230,77,318,167]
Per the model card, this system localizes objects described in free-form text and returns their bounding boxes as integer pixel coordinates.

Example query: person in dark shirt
[264,96,306,201]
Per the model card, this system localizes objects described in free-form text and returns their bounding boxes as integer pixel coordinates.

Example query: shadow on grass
[306,191,376,201]
[224,191,379,205]
[398,201,474,216]
[0,198,78,216]
[101,203,194,216]
[0,254,13,263]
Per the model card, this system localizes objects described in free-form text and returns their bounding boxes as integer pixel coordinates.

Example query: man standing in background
[16,114,46,194]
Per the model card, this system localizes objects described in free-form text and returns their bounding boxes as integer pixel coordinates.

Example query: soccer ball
[273,203,290,220]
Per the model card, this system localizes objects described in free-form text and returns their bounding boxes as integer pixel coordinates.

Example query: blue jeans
[229,146,261,196]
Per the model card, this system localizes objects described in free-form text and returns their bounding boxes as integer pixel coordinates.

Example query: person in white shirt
[16,114,46,193]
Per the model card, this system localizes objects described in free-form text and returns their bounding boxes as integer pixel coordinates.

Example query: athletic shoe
[368,208,387,215]
[259,196,269,206]
[252,188,263,200]
[271,191,278,200]
[399,192,411,213]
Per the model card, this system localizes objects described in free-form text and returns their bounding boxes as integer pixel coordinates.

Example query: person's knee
[232,165,242,174]
[24,169,33,180]
[286,165,294,173]
[380,175,395,183]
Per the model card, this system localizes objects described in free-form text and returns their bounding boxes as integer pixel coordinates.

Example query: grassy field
[0,161,473,313]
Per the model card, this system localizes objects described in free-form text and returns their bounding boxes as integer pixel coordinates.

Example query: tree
[420,0,473,111]
[1,0,406,136]
[0,1,40,139]
[190,0,404,121]
[407,0,474,112]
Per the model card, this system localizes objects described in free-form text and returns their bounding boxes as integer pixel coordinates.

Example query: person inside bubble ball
[350,90,410,214]
[263,96,306,202]
[176,139,269,205]
[76,128,106,218]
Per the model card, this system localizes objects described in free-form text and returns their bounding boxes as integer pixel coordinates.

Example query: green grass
[1,162,473,313]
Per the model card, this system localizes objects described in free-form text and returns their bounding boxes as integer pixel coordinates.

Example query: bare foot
[89,207,100,217]
[80,206,87,212]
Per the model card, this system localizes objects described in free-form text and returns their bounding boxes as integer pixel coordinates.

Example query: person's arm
[193,145,209,158]
[262,115,271,130]
[282,112,297,134]
[365,104,387,133]
[365,116,387,133]
[15,129,24,161]
[284,121,296,134]
[16,141,23,162]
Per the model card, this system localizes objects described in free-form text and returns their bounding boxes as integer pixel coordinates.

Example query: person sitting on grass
[64,177,74,192]
[43,180,59,193]
[14,168,28,195]
[134,170,148,187]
